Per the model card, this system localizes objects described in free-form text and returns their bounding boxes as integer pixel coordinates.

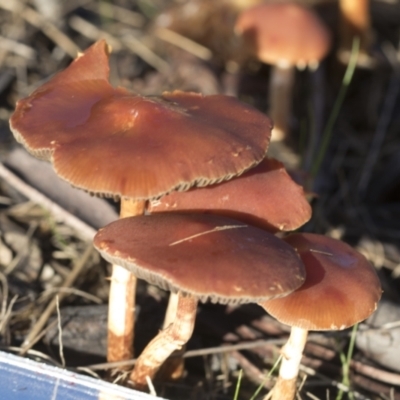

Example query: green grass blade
[233,369,243,400]
[311,37,360,177]
[336,323,359,400]
[248,354,282,400]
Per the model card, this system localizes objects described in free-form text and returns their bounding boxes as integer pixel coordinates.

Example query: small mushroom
[338,0,372,66]
[235,3,331,141]
[10,40,273,368]
[149,158,312,233]
[94,213,306,390]
[259,233,382,400]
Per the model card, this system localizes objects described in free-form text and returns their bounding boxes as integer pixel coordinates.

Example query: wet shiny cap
[235,3,331,66]
[94,213,305,304]
[260,233,382,330]
[148,158,312,232]
[10,40,272,201]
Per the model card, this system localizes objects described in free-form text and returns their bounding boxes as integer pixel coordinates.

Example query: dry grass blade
[0,271,9,321]
[169,224,247,246]
[20,244,95,354]
[230,350,273,390]
[68,15,123,51]
[0,295,18,336]
[0,36,36,59]
[39,287,102,305]
[83,2,145,28]
[55,295,65,368]
[154,27,212,60]
[0,0,80,58]
[68,15,169,72]
[298,364,367,399]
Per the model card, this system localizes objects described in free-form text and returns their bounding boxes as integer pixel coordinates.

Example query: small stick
[0,162,96,240]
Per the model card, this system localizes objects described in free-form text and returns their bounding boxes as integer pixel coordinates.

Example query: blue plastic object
[0,350,165,400]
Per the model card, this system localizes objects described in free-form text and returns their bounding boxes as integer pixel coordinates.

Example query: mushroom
[149,157,312,233]
[9,40,273,368]
[93,213,306,389]
[259,233,382,400]
[148,157,312,378]
[338,0,372,66]
[235,3,331,141]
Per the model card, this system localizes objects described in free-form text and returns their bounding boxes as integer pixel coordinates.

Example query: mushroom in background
[9,40,273,372]
[338,0,373,66]
[94,213,306,390]
[235,3,331,141]
[153,0,264,67]
[259,233,382,400]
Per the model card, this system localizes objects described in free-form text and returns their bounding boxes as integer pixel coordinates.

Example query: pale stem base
[159,292,185,380]
[269,64,295,142]
[270,327,308,400]
[107,198,146,365]
[107,265,137,364]
[130,293,198,390]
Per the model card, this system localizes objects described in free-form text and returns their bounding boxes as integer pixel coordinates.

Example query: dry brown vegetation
[0,0,400,399]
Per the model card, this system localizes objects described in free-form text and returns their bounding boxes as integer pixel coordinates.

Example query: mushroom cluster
[9,39,381,399]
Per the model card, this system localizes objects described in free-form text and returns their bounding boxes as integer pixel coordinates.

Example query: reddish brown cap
[148,158,311,232]
[10,40,272,201]
[94,213,305,304]
[235,3,331,66]
[260,233,382,330]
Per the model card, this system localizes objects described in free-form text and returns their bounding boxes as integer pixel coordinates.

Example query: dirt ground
[0,0,400,399]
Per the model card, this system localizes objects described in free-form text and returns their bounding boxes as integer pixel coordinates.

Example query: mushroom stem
[269,64,295,142]
[163,292,180,329]
[270,326,308,400]
[130,292,198,390]
[107,198,146,365]
[158,291,185,380]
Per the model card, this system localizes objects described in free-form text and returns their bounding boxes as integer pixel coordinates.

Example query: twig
[0,162,96,240]
[82,337,290,371]
[351,360,400,386]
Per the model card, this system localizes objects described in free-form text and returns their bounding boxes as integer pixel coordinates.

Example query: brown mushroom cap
[10,40,272,201]
[235,3,331,66]
[260,233,382,330]
[94,213,306,304]
[148,158,312,232]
